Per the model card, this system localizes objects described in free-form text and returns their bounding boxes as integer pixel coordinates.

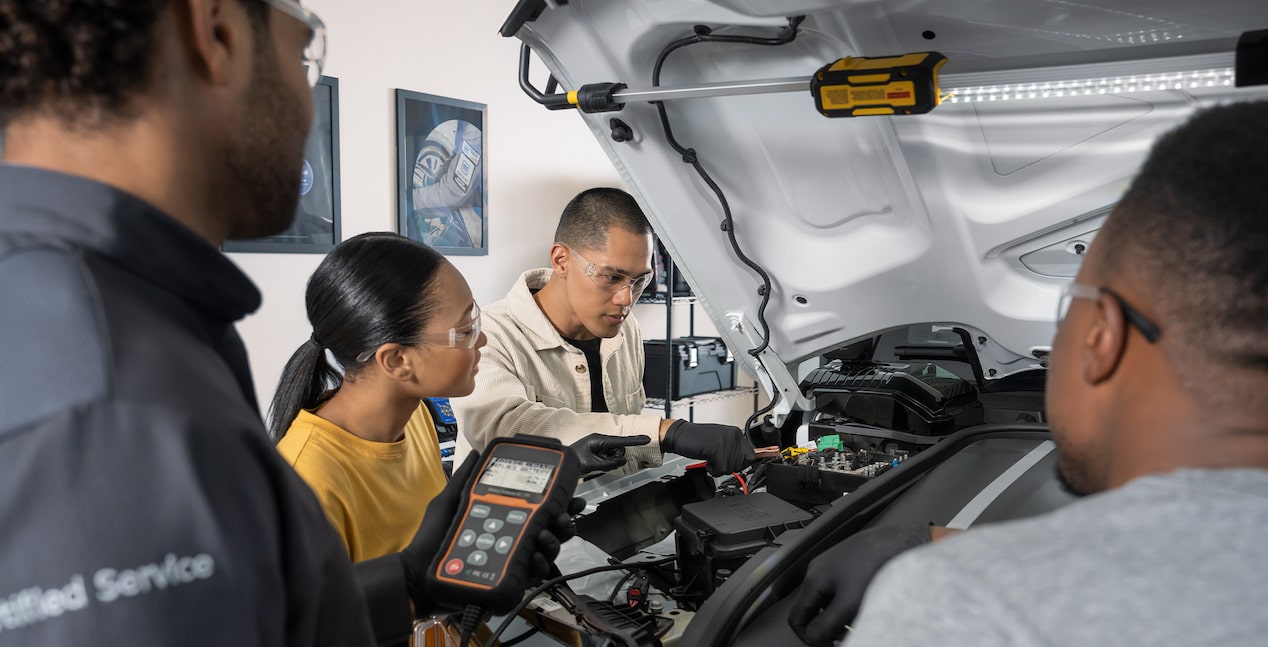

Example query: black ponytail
[266,338,341,441]
[267,232,446,441]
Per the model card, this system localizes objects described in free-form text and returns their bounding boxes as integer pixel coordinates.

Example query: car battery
[673,493,814,606]
[643,336,736,400]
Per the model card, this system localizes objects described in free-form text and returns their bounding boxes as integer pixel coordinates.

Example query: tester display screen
[478,457,553,494]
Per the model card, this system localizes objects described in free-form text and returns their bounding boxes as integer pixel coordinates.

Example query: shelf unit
[639,240,758,421]
[645,385,760,412]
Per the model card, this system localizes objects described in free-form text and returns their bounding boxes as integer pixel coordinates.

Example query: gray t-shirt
[848,468,1268,646]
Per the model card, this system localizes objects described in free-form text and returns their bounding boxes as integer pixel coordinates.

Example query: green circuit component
[816,435,845,452]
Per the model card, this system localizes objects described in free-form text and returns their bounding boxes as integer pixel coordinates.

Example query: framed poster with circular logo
[395,89,488,256]
[224,75,341,254]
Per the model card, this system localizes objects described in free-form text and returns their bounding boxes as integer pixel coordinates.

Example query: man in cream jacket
[452,188,754,475]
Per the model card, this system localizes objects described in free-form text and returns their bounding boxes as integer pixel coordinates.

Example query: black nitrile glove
[519,494,587,587]
[787,524,932,646]
[399,453,586,616]
[660,419,756,476]
[571,433,651,472]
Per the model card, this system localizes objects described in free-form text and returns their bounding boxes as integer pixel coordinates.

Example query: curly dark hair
[0,0,266,129]
[1097,100,1268,406]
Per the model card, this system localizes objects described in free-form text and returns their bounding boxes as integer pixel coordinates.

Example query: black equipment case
[643,336,737,400]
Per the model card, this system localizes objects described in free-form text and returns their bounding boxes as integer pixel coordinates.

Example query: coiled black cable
[649,16,805,437]
[484,556,679,647]
[457,603,484,647]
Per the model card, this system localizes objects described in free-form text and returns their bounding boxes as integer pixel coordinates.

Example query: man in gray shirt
[789,101,1268,645]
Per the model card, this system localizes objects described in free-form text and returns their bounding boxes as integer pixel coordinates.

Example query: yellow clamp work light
[810,52,947,118]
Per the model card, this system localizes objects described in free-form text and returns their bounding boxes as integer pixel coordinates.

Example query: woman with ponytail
[269,232,485,562]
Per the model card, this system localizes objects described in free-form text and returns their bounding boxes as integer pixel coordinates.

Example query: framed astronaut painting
[395,89,488,256]
[224,75,341,253]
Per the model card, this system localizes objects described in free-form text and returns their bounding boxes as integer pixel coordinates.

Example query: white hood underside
[514,0,1268,418]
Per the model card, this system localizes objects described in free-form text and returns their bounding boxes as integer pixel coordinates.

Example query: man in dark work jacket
[0,1,572,644]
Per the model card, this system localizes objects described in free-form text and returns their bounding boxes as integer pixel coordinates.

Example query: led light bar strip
[602,50,1241,107]
[941,67,1234,103]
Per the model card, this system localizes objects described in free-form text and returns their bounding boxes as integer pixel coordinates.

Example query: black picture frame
[395,89,488,256]
[224,76,341,253]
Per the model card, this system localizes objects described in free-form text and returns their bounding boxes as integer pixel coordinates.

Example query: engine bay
[494,326,1051,646]
[489,0,1268,642]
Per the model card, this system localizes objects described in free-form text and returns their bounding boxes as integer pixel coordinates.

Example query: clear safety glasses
[259,0,328,87]
[355,303,482,363]
[569,247,654,301]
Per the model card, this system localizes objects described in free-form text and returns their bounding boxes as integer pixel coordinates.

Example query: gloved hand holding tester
[399,452,585,618]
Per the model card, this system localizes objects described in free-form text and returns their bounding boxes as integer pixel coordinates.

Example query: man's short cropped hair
[554,187,653,251]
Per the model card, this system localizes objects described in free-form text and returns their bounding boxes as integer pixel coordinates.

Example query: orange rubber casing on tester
[427,435,581,610]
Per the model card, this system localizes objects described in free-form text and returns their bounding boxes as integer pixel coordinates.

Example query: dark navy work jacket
[0,165,401,645]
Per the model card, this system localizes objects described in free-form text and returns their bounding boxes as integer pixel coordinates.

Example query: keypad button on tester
[494,536,514,554]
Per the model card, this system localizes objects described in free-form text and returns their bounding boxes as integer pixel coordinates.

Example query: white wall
[231,0,616,408]
[231,0,764,430]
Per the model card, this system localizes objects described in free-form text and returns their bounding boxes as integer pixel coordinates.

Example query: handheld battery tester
[429,435,581,605]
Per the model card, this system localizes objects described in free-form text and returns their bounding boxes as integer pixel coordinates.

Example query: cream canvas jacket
[451,269,664,470]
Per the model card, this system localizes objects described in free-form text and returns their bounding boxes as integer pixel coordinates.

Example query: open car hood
[505,0,1268,420]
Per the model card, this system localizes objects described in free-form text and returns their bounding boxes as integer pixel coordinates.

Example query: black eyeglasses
[1057,283,1161,343]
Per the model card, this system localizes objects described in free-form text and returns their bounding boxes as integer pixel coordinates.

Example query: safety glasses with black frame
[1057,283,1161,343]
